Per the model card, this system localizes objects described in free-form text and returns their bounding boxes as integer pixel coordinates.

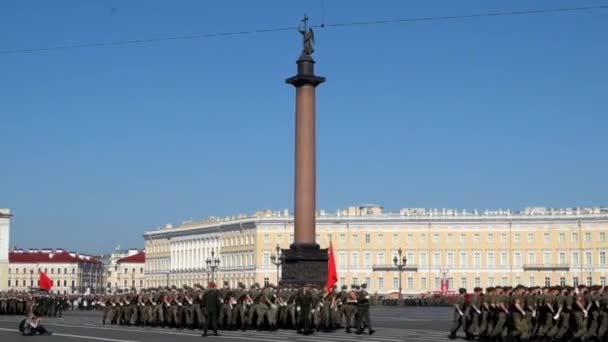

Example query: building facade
[103,248,143,293]
[0,209,10,291]
[113,252,146,292]
[144,206,608,295]
[8,249,104,294]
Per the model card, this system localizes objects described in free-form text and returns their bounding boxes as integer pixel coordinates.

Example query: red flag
[39,272,52,292]
[325,241,338,292]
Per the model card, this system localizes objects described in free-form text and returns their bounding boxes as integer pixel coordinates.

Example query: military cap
[341,285,347,290]
[223,281,229,286]
[361,283,367,289]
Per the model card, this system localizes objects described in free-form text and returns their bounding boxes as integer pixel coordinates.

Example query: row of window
[260,231,606,245]
[326,250,608,268]
[151,230,606,252]
[8,279,76,288]
[167,251,256,270]
[338,275,608,291]
[108,280,144,288]
[8,267,75,275]
[146,259,169,272]
[114,267,144,274]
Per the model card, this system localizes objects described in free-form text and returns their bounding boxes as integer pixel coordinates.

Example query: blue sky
[1,0,606,253]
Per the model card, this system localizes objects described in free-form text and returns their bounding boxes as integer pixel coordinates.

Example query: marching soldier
[296,284,313,335]
[202,282,220,337]
[231,283,248,331]
[219,282,233,330]
[355,283,374,335]
[449,288,467,339]
[342,284,358,333]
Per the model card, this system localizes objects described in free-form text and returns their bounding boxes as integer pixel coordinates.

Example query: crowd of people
[449,284,608,342]
[1,282,375,337]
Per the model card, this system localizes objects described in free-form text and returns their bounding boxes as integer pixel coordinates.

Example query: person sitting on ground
[19,313,52,336]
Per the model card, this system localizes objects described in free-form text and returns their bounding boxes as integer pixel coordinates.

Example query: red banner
[325,241,338,292]
[440,278,449,293]
[39,272,53,292]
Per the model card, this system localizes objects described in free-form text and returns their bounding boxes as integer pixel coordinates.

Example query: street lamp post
[30,269,34,289]
[270,245,283,285]
[206,250,220,283]
[393,248,408,300]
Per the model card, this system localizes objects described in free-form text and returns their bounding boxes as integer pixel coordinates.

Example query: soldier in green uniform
[555,287,573,340]
[310,286,322,331]
[285,286,298,329]
[585,285,601,340]
[342,284,358,333]
[467,287,483,339]
[510,285,530,341]
[449,288,467,339]
[202,282,220,337]
[597,286,608,341]
[536,287,554,340]
[355,283,374,335]
[480,287,495,339]
[231,283,248,331]
[182,286,195,329]
[572,285,588,340]
[219,282,233,330]
[192,285,205,330]
[490,286,509,341]
[321,285,337,331]
[262,285,278,330]
[101,294,114,325]
[523,287,538,340]
[296,284,313,335]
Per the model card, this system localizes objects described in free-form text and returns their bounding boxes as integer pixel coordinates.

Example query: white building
[0,209,10,291]
[113,252,146,292]
[102,247,142,293]
[8,249,104,294]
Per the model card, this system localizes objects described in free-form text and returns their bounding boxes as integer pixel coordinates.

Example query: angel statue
[298,15,315,57]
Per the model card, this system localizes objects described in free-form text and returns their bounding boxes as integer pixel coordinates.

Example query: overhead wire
[315,5,608,28]
[0,4,606,55]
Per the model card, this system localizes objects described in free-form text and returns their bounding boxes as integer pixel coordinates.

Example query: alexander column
[281,16,328,286]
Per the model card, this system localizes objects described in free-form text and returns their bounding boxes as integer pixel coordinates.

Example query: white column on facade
[176,242,181,270]
[170,244,174,271]
[172,243,177,271]
[187,241,191,269]
[185,241,189,269]
[188,241,192,269]
[181,241,185,270]
[197,239,201,268]
[180,241,185,270]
